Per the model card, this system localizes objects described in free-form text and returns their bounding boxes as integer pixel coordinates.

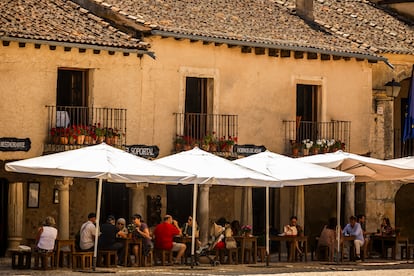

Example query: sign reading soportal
[125,145,159,159]
[0,137,31,151]
[234,144,266,156]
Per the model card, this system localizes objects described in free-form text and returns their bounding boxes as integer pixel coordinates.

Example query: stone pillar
[294,186,305,228]
[199,184,211,246]
[241,187,253,227]
[8,182,24,251]
[127,183,148,218]
[55,177,73,239]
[344,182,355,221]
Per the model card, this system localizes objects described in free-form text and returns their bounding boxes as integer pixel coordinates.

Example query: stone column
[344,182,355,221]
[8,182,24,251]
[241,187,253,227]
[199,184,211,246]
[55,177,72,239]
[127,183,148,218]
[294,186,305,228]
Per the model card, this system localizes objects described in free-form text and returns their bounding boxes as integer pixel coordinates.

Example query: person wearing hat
[153,214,186,265]
[80,212,96,251]
[99,215,125,266]
[35,216,58,253]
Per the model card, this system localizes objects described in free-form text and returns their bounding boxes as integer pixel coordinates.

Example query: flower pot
[60,137,68,145]
[201,144,209,151]
[77,135,85,145]
[302,148,309,156]
[312,148,319,155]
[97,136,105,144]
[105,137,112,145]
[68,136,76,145]
[52,136,60,144]
[183,144,192,151]
[292,148,299,157]
[209,144,217,152]
[175,143,183,152]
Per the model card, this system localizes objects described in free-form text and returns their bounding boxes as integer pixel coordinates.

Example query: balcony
[44,106,126,153]
[173,113,238,157]
[283,120,351,156]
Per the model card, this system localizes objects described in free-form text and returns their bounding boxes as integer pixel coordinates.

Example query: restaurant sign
[233,144,266,156]
[0,137,31,152]
[125,145,159,159]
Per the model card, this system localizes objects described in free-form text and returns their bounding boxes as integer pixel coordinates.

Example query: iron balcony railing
[173,112,238,152]
[44,105,126,153]
[283,120,351,154]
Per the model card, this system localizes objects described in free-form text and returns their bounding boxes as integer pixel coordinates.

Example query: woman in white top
[35,216,58,253]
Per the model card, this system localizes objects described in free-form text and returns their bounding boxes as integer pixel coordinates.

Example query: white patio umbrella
[299,150,414,182]
[154,147,282,265]
[234,151,355,263]
[5,143,195,270]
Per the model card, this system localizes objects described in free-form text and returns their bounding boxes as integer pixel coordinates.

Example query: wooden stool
[154,248,173,265]
[227,248,238,264]
[33,251,55,270]
[400,243,414,260]
[55,239,75,268]
[141,249,153,267]
[215,248,226,264]
[72,252,93,270]
[97,250,117,267]
[10,250,31,269]
[316,245,330,261]
[257,246,266,262]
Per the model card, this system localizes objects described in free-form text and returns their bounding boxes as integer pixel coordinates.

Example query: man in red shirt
[153,214,186,264]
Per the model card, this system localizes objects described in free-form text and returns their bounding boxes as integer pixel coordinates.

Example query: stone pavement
[1,256,414,275]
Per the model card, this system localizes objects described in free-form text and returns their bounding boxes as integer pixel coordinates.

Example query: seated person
[317,217,338,261]
[98,215,125,266]
[280,216,303,258]
[380,217,394,236]
[35,216,58,253]
[153,214,186,265]
[116,218,129,238]
[131,214,153,266]
[79,212,96,251]
[230,220,242,237]
[181,216,199,238]
[342,215,364,261]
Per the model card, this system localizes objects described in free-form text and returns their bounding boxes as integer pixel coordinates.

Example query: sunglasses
[117,223,124,225]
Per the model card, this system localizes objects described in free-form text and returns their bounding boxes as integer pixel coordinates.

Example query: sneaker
[278,233,286,236]
[355,256,361,262]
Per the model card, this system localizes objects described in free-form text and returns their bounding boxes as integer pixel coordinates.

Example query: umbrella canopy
[233,151,355,185]
[5,143,194,270]
[154,147,281,265]
[234,150,354,263]
[5,143,194,183]
[299,150,414,182]
[154,147,280,186]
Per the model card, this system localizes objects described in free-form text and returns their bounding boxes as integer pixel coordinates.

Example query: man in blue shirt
[343,215,364,261]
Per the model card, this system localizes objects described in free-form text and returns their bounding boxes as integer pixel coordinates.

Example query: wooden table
[270,235,308,262]
[370,235,408,260]
[341,235,355,261]
[54,239,75,268]
[234,236,257,264]
[118,238,142,266]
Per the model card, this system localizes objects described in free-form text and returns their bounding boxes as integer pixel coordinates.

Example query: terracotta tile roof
[97,0,386,60]
[290,0,414,55]
[0,0,148,51]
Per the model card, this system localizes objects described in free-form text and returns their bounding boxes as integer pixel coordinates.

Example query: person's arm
[172,220,182,236]
[136,226,151,239]
[35,226,43,246]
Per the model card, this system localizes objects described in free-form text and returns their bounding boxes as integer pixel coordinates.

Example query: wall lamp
[385,79,401,98]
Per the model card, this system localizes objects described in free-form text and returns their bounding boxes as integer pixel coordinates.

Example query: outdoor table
[234,235,257,264]
[118,237,142,266]
[270,235,308,262]
[370,235,408,260]
[341,235,355,261]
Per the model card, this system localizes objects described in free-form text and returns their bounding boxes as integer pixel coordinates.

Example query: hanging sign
[233,144,266,156]
[0,137,31,152]
[125,145,159,159]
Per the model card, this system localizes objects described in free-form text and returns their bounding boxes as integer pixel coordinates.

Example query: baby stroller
[194,222,226,266]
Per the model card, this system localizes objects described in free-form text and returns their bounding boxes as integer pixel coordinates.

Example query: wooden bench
[33,251,55,270]
[10,250,31,269]
[97,250,117,267]
[72,251,93,270]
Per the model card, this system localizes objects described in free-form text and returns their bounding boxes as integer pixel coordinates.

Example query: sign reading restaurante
[234,144,266,156]
[0,137,31,152]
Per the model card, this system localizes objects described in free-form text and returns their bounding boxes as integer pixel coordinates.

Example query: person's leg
[172,242,187,264]
[111,242,125,265]
[354,240,363,259]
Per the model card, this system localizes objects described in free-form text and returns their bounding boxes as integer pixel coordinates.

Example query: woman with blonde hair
[35,216,58,253]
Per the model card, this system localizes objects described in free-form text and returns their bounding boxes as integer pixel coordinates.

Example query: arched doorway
[395,183,414,238]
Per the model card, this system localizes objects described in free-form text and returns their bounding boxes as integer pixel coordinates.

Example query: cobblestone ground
[1,256,414,275]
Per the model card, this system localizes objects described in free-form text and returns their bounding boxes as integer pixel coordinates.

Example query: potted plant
[174,135,185,152]
[290,140,300,157]
[94,123,105,143]
[241,225,252,237]
[302,139,313,156]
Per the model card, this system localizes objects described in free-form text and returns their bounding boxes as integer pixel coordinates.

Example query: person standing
[153,214,186,264]
[80,212,96,251]
[343,215,364,261]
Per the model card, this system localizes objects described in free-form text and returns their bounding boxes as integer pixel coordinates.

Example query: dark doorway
[253,188,266,235]
[166,184,193,225]
[296,84,318,141]
[0,178,8,256]
[100,181,130,222]
[395,184,414,239]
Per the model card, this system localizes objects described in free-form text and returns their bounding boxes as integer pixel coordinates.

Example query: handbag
[225,237,237,249]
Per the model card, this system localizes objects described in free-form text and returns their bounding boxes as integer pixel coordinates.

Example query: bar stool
[55,239,75,268]
[154,248,173,265]
[72,251,93,270]
[10,250,32,269]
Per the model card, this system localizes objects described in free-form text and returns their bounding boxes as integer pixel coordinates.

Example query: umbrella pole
[191,183,198,268]
[266,186,270,266]
[93,178,103,271]
[336,182,341,263]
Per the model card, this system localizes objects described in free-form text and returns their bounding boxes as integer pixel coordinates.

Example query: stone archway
[395,183,414,239]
